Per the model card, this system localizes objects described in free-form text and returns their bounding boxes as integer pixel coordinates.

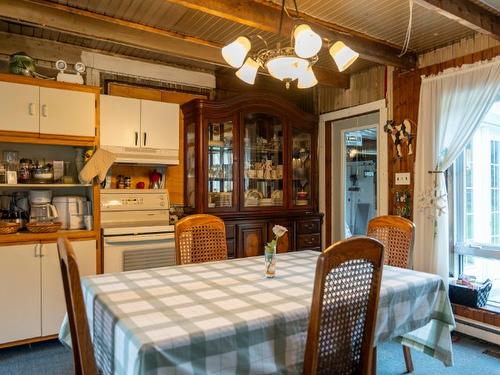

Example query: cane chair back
[175,214,228,265]
[57,237,98,375]
[367,215,415,268]
[304,236,384,375]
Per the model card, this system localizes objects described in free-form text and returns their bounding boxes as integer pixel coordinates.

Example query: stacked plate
[260,198,274,206]
[219,192,232,207]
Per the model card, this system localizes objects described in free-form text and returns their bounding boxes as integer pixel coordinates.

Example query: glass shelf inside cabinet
[292,128,312,207]
[243,113,284,208]
[207,121,234,209]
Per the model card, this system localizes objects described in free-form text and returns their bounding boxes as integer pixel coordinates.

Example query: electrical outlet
[395,172,410,185]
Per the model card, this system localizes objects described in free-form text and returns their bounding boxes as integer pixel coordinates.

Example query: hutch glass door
[243,113,284,208]
[207,120,234,209]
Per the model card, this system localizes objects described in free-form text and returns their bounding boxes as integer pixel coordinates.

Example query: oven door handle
[104,233,175,244]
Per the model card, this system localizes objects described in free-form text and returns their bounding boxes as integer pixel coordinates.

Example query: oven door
[103,232,176,273]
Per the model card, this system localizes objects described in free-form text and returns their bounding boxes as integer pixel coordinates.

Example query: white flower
[272,225,288,238]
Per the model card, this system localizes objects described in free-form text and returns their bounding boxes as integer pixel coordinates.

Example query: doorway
[319,100,388,245]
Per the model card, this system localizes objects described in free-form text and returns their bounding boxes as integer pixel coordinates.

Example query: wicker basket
[0,222,20,234]
[26,221,62,233]
[449,280,493,308]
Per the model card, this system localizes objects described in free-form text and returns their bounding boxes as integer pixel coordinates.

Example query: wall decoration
[384,119,414,158]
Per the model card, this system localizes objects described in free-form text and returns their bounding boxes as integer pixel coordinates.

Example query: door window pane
[343,128,377,236]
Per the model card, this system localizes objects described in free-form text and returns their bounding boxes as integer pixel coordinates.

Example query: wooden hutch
[182,91,322,258]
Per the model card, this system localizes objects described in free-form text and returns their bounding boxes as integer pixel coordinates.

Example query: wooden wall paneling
[390,46,499,218]
[318,66,386,113]
[108,83,206,204]
[325,121,332,247]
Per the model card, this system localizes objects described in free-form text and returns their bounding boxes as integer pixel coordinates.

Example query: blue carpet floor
[0,333,498,374]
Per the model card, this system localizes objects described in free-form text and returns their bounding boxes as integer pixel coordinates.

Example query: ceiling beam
[0,0,348,88]
[165,0,417,69]
[415,0,499,39]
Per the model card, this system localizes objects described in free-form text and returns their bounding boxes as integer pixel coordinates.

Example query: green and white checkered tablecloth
[59,250,455,374]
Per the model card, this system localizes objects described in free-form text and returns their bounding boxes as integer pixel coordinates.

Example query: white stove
[100,189,176,273]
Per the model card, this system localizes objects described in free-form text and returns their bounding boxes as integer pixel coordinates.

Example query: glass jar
[18,159,32,183]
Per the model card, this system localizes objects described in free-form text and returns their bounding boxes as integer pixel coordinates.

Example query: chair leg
[372,346,377,375]
[402,345,414,373]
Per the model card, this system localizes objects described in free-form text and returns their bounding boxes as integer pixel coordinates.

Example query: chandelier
[221,2,359,89]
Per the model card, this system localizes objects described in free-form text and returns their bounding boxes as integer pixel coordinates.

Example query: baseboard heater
[454,315,500,345]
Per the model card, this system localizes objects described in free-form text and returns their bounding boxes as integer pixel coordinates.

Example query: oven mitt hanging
[79,148,116,184]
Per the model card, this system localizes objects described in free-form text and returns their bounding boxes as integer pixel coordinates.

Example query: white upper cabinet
[39,87,95,137]
[100,95,141,148]
[100,95,180,156]
[141,100,180,150]
[0,243,41,344]
[0,81,39,133]
[41,240,96,336]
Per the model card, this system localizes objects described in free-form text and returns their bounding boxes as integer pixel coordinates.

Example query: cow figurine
[384,119,413,158]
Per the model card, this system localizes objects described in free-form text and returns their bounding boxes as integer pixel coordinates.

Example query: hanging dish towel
[79,148,116,184]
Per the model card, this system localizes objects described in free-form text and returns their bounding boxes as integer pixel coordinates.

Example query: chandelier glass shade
[221,36,251,68]
[221,22,359,89]
[293,24,322,58]
[297,65,318,89]
[235,57,260,84]
[329,41,360,72]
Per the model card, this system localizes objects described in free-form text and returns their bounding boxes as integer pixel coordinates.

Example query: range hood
[101,145,179,165]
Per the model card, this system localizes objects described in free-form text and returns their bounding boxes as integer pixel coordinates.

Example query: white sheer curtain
[413,57,500,282]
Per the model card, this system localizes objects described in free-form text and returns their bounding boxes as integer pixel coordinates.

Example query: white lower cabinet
[0,244,41,344]
[41,240,96,336]
[0,239,96,344]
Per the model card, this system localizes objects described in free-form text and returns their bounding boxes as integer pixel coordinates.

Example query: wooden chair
[175,214,228,265]
[367,215,415,269]
[367,215,415,373]
[57,237,99,375]
[303,236,384,375]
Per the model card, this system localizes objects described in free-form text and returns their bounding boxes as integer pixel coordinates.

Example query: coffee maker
[29,190,58,222]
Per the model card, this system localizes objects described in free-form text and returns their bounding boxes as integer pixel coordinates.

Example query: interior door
[100,95,141,147]
[0,81,39,133]
[140,99,180,149]
[332,112,380,240]
[0,243,41,343]
[39,87,95,137]
[41,240,96,336]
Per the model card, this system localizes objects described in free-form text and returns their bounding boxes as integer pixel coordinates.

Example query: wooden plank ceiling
[0,0,496,88]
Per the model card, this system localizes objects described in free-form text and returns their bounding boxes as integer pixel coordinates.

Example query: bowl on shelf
[0,222,20,234]
[296,191,309,200]
[26,221,62,233]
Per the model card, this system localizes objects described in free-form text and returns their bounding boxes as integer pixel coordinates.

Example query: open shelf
[0,229,98,244]
[0,184,92,188]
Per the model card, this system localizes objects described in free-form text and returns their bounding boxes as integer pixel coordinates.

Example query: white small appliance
[52,196,87,230]
[101,189,175,273]
[29,190,52,205]
[29,190,58,222]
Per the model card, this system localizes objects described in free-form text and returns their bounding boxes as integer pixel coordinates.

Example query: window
[453,100,500,307]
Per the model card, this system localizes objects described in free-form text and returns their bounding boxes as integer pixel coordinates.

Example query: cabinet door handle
[34,244,38,257]
[28,103,34,116]
[41,104,48,117]
[135,132,138,146]
[39,244,44,257]
[143,132,147,146]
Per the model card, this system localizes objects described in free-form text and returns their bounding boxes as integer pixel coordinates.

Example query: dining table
[59,250,456,375]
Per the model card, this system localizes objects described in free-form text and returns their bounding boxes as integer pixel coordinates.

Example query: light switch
[395,172,410,185]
